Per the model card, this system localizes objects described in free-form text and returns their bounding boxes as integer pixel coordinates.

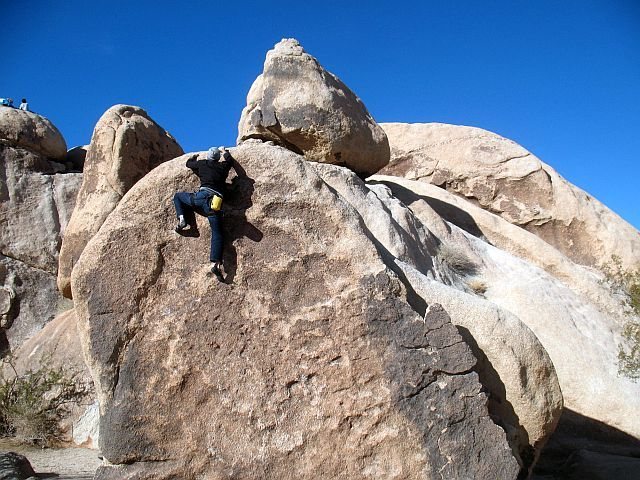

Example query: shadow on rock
[371,180,486,240]
[457,325,535,478]
[533,408,640,479]
[222,160,263,284]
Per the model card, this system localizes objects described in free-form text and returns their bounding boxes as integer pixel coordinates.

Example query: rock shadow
[221,160,263,284]
[533,408,640,479]
[457,325,534,477]
[370,180,487,240]
[0,330,9,358]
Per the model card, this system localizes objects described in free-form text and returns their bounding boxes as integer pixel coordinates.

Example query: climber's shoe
[175,217,187,232]
[211,264,225,283]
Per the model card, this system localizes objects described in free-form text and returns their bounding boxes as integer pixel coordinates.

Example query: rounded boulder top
[238,38,390,177]
[0,106,67,160]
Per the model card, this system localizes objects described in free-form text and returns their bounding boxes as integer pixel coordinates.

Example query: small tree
[602,255,640,380]
[0,356,89,445]
[618,322,640,380]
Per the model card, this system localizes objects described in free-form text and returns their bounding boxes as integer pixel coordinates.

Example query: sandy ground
[0,439,101,479]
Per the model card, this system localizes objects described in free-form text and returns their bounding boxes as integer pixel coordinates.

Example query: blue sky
[3,1,639,229]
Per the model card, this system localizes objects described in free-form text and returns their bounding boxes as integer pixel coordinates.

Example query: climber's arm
[185,154,199,172]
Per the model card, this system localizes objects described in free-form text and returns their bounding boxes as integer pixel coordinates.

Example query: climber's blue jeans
[173,190,223,263]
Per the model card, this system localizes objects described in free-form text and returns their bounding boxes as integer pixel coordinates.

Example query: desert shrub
[619,322,640,381]
[437,244,478,276]
[601,255,640,315]
[0,356,88,445]
[601,255,640,380]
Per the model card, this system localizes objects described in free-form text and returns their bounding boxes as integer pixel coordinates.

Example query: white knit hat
[206,147,219,161]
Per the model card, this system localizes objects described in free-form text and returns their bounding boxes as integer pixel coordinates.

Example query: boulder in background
[238,39,390,176]
[57,105,183,298]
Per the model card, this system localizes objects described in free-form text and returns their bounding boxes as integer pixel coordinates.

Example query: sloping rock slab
[74,144,518,479]
[379,122,640,271]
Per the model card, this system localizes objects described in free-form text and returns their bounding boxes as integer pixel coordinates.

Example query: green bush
[0,356,88,445]
[619,322,640,381]
[601,255,640,380]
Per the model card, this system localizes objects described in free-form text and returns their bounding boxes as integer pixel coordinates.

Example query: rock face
[370,175,627,313]
[379,122,640,271]
[313,164,563,471]
[0,110,81,352]
[57,105,183,298]
[238,39,389,176]
[0,142,80,274]
[73,144,520,479]
[0,107,67,161]
[368,175,640,460]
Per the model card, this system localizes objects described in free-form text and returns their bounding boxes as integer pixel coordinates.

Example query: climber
[18,99,28,111]
[173,146,234,282]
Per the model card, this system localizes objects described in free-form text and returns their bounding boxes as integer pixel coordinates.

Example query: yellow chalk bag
[210,195,223,212]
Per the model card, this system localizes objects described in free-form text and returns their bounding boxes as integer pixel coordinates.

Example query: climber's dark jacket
[186,152,233,196]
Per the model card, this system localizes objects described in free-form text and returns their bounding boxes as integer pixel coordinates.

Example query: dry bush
[0,356,89,445]
[467,277,488,296]
[437,244,478,276]
[601,255,640,381]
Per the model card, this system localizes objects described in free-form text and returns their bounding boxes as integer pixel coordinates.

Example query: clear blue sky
[3,1,639,229]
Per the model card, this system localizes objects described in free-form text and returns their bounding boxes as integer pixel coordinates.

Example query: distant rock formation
[379,122,640,271]
[0,109,81,351]
[238,39,390,176]
[0,107,67,161]
[66,144,88,172]
[73,144,521,479]
[57,105,183,298]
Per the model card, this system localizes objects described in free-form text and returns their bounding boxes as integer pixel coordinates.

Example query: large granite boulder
[238,39,389,176]
[379,122,640,271]
[0,107,67,161]
[72,144,520,479]
[0,111,81,352]
[57,105,183,298]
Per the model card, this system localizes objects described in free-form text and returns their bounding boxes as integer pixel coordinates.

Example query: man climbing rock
[173,146,234,282]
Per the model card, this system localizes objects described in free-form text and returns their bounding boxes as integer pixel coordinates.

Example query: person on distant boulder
[173,146,234,282]
[18,98,28,111]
